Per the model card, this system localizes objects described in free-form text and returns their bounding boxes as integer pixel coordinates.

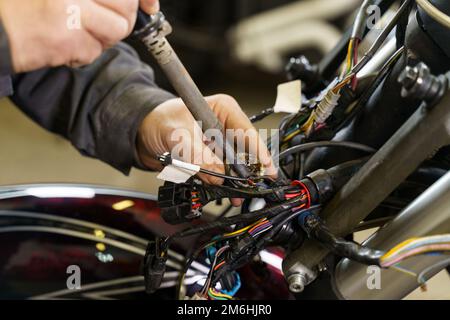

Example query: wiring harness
[145,178,316,298]
[144,0,450,300]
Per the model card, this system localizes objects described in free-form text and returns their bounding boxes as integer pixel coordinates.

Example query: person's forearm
[11,42,175,174]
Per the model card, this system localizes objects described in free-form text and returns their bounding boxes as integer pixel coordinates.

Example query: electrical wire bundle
[374,234,450,291]
[198,245,232,300]
[301,212,450,274]
[381,234,450,267]
[266,0,400,146]
[190,190,311,300]
[339,0,372,90]
[260,0,417,183]
[147,0,450,300]
[191,190,202,211]
[290,0,372,138]
[158,152,277,194]
[206,0,450,298]
[148,184,313,299]
[247,218,273,238]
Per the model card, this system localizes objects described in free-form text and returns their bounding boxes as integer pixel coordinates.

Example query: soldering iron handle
[133,10,251,178]
[135,10,151,32]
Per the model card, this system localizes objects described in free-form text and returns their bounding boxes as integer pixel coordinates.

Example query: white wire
[416,0,450,29]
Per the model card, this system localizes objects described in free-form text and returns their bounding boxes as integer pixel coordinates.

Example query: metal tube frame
[334,171,450,299]
[283,82,450,296]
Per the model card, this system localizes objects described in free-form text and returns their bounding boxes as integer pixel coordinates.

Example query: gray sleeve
[11,42,175,174]
[0,17,13,76]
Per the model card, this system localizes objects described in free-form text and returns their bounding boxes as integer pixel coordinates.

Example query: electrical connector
[143,238,168,294]
[158,181,205,225]
[313,90,341,124]
[158,152,173,166]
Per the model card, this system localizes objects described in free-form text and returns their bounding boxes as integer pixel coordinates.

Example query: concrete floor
[0,73,448,299]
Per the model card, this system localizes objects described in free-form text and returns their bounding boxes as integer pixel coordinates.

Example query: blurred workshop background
[0,0,448,299]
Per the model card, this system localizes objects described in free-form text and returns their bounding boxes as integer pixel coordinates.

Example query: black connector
[158,182,190,208]
[228,235,258,270]
[143,238,168,294]
[158,179,299,225]
[158,181,207,225]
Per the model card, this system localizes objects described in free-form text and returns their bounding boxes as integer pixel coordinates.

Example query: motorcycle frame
[283,51,450,300]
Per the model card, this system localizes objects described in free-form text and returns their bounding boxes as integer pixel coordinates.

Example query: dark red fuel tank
[0,184,292,300]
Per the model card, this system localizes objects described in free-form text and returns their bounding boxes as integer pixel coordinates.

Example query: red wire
[353,39,359,65]
[285,193,303,199]
[214,261,225,271]
[291,180,311,208]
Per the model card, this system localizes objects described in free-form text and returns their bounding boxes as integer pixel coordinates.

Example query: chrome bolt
[398,62,447,106]
[398,65,419,90]
[288,274,307,293]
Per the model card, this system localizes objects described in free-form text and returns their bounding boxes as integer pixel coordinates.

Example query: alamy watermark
[66,265,81,290]
[366,265,382,290]
[66,5,82,30]
[168,123,280,171]
[367,5,382,30]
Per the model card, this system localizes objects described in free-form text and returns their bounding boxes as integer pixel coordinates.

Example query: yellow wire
[283,129,301,143]
[346,39,354,73]
[223,219,265,238]
[382,235,450,262]
[209,288,233,300]
[283,38,352,140]
[381,237,420,261]
[387,245,450,264]
[301,114,315,131]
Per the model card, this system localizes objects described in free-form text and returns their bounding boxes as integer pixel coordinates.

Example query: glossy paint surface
[0,184,291,300]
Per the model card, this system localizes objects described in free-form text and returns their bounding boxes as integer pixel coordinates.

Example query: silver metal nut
[288,274,307,293]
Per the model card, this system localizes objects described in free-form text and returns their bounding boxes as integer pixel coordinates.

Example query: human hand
[140,0,159,14]
[137,95,278,205]
[0,0,154,72]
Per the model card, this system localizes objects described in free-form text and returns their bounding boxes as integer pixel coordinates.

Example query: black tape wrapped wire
[303,214,384,266]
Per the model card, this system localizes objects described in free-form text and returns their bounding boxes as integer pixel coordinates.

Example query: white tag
[172,159,201,172]
[157,164,200,184]
[273,80,302,114]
